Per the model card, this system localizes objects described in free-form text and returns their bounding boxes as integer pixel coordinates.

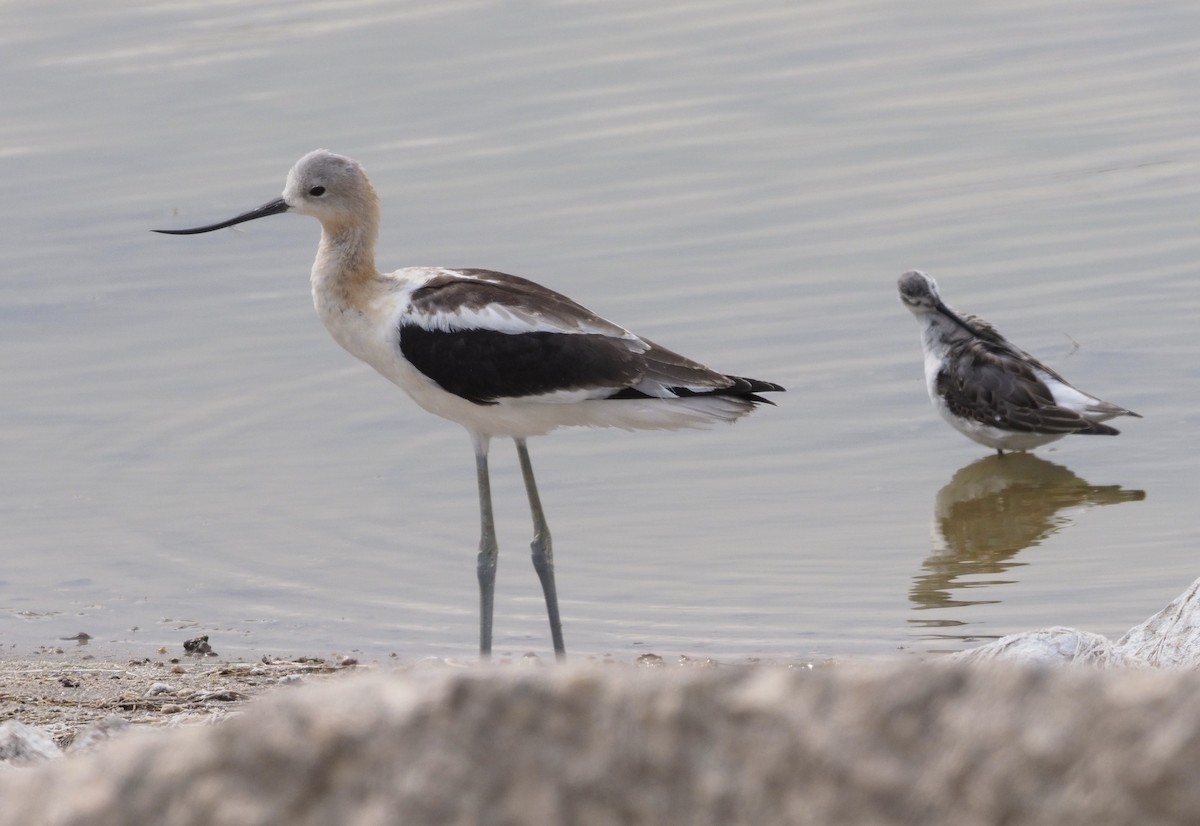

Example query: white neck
[311,219,379,308]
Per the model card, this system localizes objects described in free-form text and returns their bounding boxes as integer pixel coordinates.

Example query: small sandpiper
[897,270,1140,454]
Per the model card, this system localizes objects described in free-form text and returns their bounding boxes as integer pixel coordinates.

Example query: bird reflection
[910,454,1144,640]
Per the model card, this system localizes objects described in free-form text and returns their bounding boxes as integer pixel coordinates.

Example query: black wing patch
[399,326,643,404]
[400,325,786,407]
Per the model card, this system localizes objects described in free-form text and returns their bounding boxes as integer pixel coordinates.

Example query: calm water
[2,1,1197,662]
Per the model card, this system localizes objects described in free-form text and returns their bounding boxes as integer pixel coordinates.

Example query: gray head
[281,150,378,228]
[897,270,942,315]
[154,149,378,236]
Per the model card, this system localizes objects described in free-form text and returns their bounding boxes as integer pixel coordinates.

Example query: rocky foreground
[1,658,1199,826]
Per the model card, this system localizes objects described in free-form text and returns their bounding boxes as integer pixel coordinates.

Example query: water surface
[1,1,1196,661]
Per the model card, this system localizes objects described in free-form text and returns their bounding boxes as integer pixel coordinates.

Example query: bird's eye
[309,186,326,197]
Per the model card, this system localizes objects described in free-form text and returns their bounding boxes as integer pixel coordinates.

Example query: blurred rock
[67,717,132,755]
[950,626,1121,665]
[1116,577,1200,667]
[953,575,1200,666]
[0,721,61,766]
[4,662,1200,825]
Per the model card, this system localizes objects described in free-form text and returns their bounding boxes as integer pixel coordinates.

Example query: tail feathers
[1085,400,1141,420]
[728,375,787,396]
[675,375,785,406]
[1099,405,1142,420]
[1080,421,1121,436]
[1041,373,1140,423]
[610,375,784,405]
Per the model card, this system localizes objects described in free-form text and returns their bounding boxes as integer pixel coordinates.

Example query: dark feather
[402,269,785,406]
[399,326,642,404]
[409,269,632,338]
[937,338,1111,436]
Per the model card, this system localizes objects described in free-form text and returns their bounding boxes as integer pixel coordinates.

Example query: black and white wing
[398,269,783,406]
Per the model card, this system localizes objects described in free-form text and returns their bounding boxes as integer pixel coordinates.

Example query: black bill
[153,197,290,235]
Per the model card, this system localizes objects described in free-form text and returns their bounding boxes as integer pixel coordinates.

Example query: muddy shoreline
[0,642,743,751]
[0,647,363,749]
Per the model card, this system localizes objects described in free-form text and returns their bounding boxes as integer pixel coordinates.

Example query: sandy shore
[0,645,370,749]
[0,641,735,751]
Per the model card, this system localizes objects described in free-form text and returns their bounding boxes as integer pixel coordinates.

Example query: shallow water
[1,0,1197,661]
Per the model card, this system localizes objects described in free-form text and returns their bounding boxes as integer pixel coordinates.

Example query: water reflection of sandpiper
[910,454,1145,639]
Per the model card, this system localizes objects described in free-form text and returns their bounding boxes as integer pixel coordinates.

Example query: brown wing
[409,269,637,340]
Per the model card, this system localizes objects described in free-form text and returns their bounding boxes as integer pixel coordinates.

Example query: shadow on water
[909,453,1145,646]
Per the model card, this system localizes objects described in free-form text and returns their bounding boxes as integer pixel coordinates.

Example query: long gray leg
[515,438,565,660]
[473,433,498,660]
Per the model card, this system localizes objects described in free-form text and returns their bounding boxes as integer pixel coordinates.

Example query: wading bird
[156,150,784,660]
[897,270,1138,455]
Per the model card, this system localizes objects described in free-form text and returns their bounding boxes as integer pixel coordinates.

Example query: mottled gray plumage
[933,340,1119,436]
[898,270,1139,453]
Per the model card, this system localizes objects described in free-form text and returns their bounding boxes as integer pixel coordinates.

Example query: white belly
[934,401,1066,452]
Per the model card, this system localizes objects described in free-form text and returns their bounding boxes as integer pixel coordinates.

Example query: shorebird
[155,149,783,660]
[897,270,1139,455]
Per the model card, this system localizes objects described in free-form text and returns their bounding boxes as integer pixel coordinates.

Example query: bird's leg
[514,438,565,661]
[473,433,498,660]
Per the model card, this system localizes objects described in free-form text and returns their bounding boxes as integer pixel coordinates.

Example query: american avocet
[156,149,784,660]
[897,270,1139,455]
